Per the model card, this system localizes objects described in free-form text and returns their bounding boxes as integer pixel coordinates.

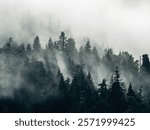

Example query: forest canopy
[0,32,150,113]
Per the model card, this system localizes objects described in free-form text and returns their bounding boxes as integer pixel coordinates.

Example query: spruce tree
[110,67,127,112]
[92,46,100,62]
[47,37,53,49]
[59,32,66,50]
[33,36,41,51]
[84,40,91,54]
[26,44,32,53]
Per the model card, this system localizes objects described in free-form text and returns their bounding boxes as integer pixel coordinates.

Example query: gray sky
[0,0,150,58]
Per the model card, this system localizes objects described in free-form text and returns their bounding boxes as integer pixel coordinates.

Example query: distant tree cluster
[0,32,150,113]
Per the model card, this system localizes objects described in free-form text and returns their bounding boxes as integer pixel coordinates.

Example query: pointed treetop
[49,37,52,43]
[127,83,135,97]
[114,66,121,83]
[33,35,41,51]
[59,32,67,50]
[48,37,53,49]
[84,40,91,54]
[34,35,39,42]
[92,46,100,61]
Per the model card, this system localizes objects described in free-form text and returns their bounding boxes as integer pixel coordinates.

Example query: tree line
[0,32,150,113]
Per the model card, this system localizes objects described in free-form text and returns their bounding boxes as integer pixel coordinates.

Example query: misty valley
[0,32,150,113]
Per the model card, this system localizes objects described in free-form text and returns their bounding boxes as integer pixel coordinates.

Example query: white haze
[0,0,150,58]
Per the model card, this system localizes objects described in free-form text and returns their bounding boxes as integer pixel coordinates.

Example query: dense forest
[0,32,150,113]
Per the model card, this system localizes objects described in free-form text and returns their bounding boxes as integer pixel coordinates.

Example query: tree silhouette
[84,40,91,54]
[59,32,67,50]
[92,46,100,62]
[47,37,53,49]
[0,33,149,113]
[109,67,128,112]
[141,54,150,73]
[33,36,41,51]
[26,44,32,53]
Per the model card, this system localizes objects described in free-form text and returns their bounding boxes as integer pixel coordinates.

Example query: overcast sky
[0,0,150,58]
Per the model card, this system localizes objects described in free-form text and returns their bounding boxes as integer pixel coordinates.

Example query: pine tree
[96,79,109,112]
[102,48,114,71]
[47,37,53,49]
[53,42,59,49]
[98,79,108,98]
[57,69,69,112]
[33,36,41,51]
[59,32,67,50]
[127,83,135,97]
[92,46,100,62]
[86,71,96,107]
[26,44,32,53]
[109,67,127,112]
[70,65,86,112]
[114,66,121,82]
[3,37,12,53]
[141,54,150,73]
[84,40,91,54]
[65,38,76,56]
[126,83,136,112]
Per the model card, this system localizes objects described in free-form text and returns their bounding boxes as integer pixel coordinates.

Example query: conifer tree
[26,44,32,53]
[92,46,100,62]
[33,36,41,51]
[47,37,53,49]
[59,32,67,50]
[110,67,127,112]
[84,40,91,54]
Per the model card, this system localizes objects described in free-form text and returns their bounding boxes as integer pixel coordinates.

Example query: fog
[0,0,150,58]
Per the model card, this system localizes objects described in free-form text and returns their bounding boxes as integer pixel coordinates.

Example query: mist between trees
[0,32,150,113]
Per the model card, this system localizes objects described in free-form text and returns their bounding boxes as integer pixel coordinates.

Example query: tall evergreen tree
[92,46,100,62]
[96,79,110,112]
[33,36,41,51]
[59,32,67,50]
[98,79,108,98]
[84,40,91,54]
[127,83,135,97]
[26,44,32,53]
[102,48,114,71]
[141,54,150,73]
[65,38,76,56]
[109,67,127,112]
[47,37,53,49]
